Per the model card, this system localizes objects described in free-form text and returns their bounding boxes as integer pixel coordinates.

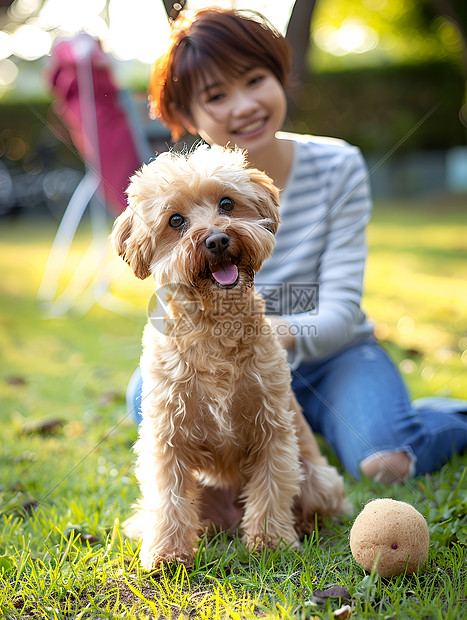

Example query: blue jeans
[126,337,467,479]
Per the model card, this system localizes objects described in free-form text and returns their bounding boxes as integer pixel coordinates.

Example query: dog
[111,145,350,569]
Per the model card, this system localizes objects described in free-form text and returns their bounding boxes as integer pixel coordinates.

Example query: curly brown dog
[111,146,349,570]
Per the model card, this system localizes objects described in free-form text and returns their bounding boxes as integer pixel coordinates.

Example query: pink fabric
[48,34,141,214]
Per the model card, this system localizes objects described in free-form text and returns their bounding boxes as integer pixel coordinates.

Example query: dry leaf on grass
[312,585,351,605]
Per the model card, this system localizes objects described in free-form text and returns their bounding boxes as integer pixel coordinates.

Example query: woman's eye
[206,91,224,104]
[249,75,264,86]
[219,197,235,212]
[169,214,185,229]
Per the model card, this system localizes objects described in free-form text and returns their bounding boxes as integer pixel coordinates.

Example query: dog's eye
[169,214,185,229]
[219,197,235,213]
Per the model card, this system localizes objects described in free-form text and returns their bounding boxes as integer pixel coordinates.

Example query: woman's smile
[232,117,268,137]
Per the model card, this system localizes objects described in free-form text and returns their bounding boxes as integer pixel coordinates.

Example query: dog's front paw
[243,528,299,553]
[139,541,195,570]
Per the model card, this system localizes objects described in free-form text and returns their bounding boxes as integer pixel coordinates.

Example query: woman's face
[185,67,287,159]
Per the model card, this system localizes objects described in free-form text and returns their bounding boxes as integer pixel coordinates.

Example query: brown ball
[350,498,429,578]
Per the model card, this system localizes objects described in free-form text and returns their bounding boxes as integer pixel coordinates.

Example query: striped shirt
[257,132,374,367]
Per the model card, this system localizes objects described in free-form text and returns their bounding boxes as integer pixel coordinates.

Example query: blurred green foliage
[289,0,467,150]
[310,0,465,71]
[289,60,465,153]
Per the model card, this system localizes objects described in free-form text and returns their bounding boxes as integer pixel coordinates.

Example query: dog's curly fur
[111,146,350,569]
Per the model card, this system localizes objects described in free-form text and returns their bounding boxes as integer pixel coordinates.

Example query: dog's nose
[205,232,230,254]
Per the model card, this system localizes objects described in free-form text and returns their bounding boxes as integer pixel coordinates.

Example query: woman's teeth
[236,119,265,134]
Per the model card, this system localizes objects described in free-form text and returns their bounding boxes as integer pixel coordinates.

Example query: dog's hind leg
[291,395,352,537]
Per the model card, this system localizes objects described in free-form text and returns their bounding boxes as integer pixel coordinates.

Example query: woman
[127,7,467,483]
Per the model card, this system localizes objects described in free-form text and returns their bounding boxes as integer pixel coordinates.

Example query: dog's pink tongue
[211,261,238,285]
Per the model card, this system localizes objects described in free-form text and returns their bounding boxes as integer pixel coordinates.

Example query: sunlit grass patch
[365,201,467,400]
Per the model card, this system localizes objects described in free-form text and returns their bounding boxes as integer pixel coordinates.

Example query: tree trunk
[162,0,174,18]
[285,0,317,117]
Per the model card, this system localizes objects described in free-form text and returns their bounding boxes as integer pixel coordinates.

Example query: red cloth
[48,33,141,214]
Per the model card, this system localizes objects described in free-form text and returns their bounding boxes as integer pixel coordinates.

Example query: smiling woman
[147,8,295,190]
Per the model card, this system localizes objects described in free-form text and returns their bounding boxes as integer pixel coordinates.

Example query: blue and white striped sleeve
[284,146,374,365]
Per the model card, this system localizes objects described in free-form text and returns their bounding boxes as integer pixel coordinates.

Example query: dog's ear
[245,168,281,235]
[110,208,153,280]
[111,207,133,259]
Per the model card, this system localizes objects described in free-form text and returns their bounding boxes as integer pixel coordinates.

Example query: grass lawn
[0,200,466,618]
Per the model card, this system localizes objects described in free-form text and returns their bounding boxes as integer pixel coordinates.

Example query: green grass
[0,201,466,619]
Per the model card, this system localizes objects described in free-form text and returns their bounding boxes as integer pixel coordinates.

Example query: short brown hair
[149,8,292,141]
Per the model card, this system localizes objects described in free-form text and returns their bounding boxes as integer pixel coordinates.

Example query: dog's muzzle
[205,232,239,288]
